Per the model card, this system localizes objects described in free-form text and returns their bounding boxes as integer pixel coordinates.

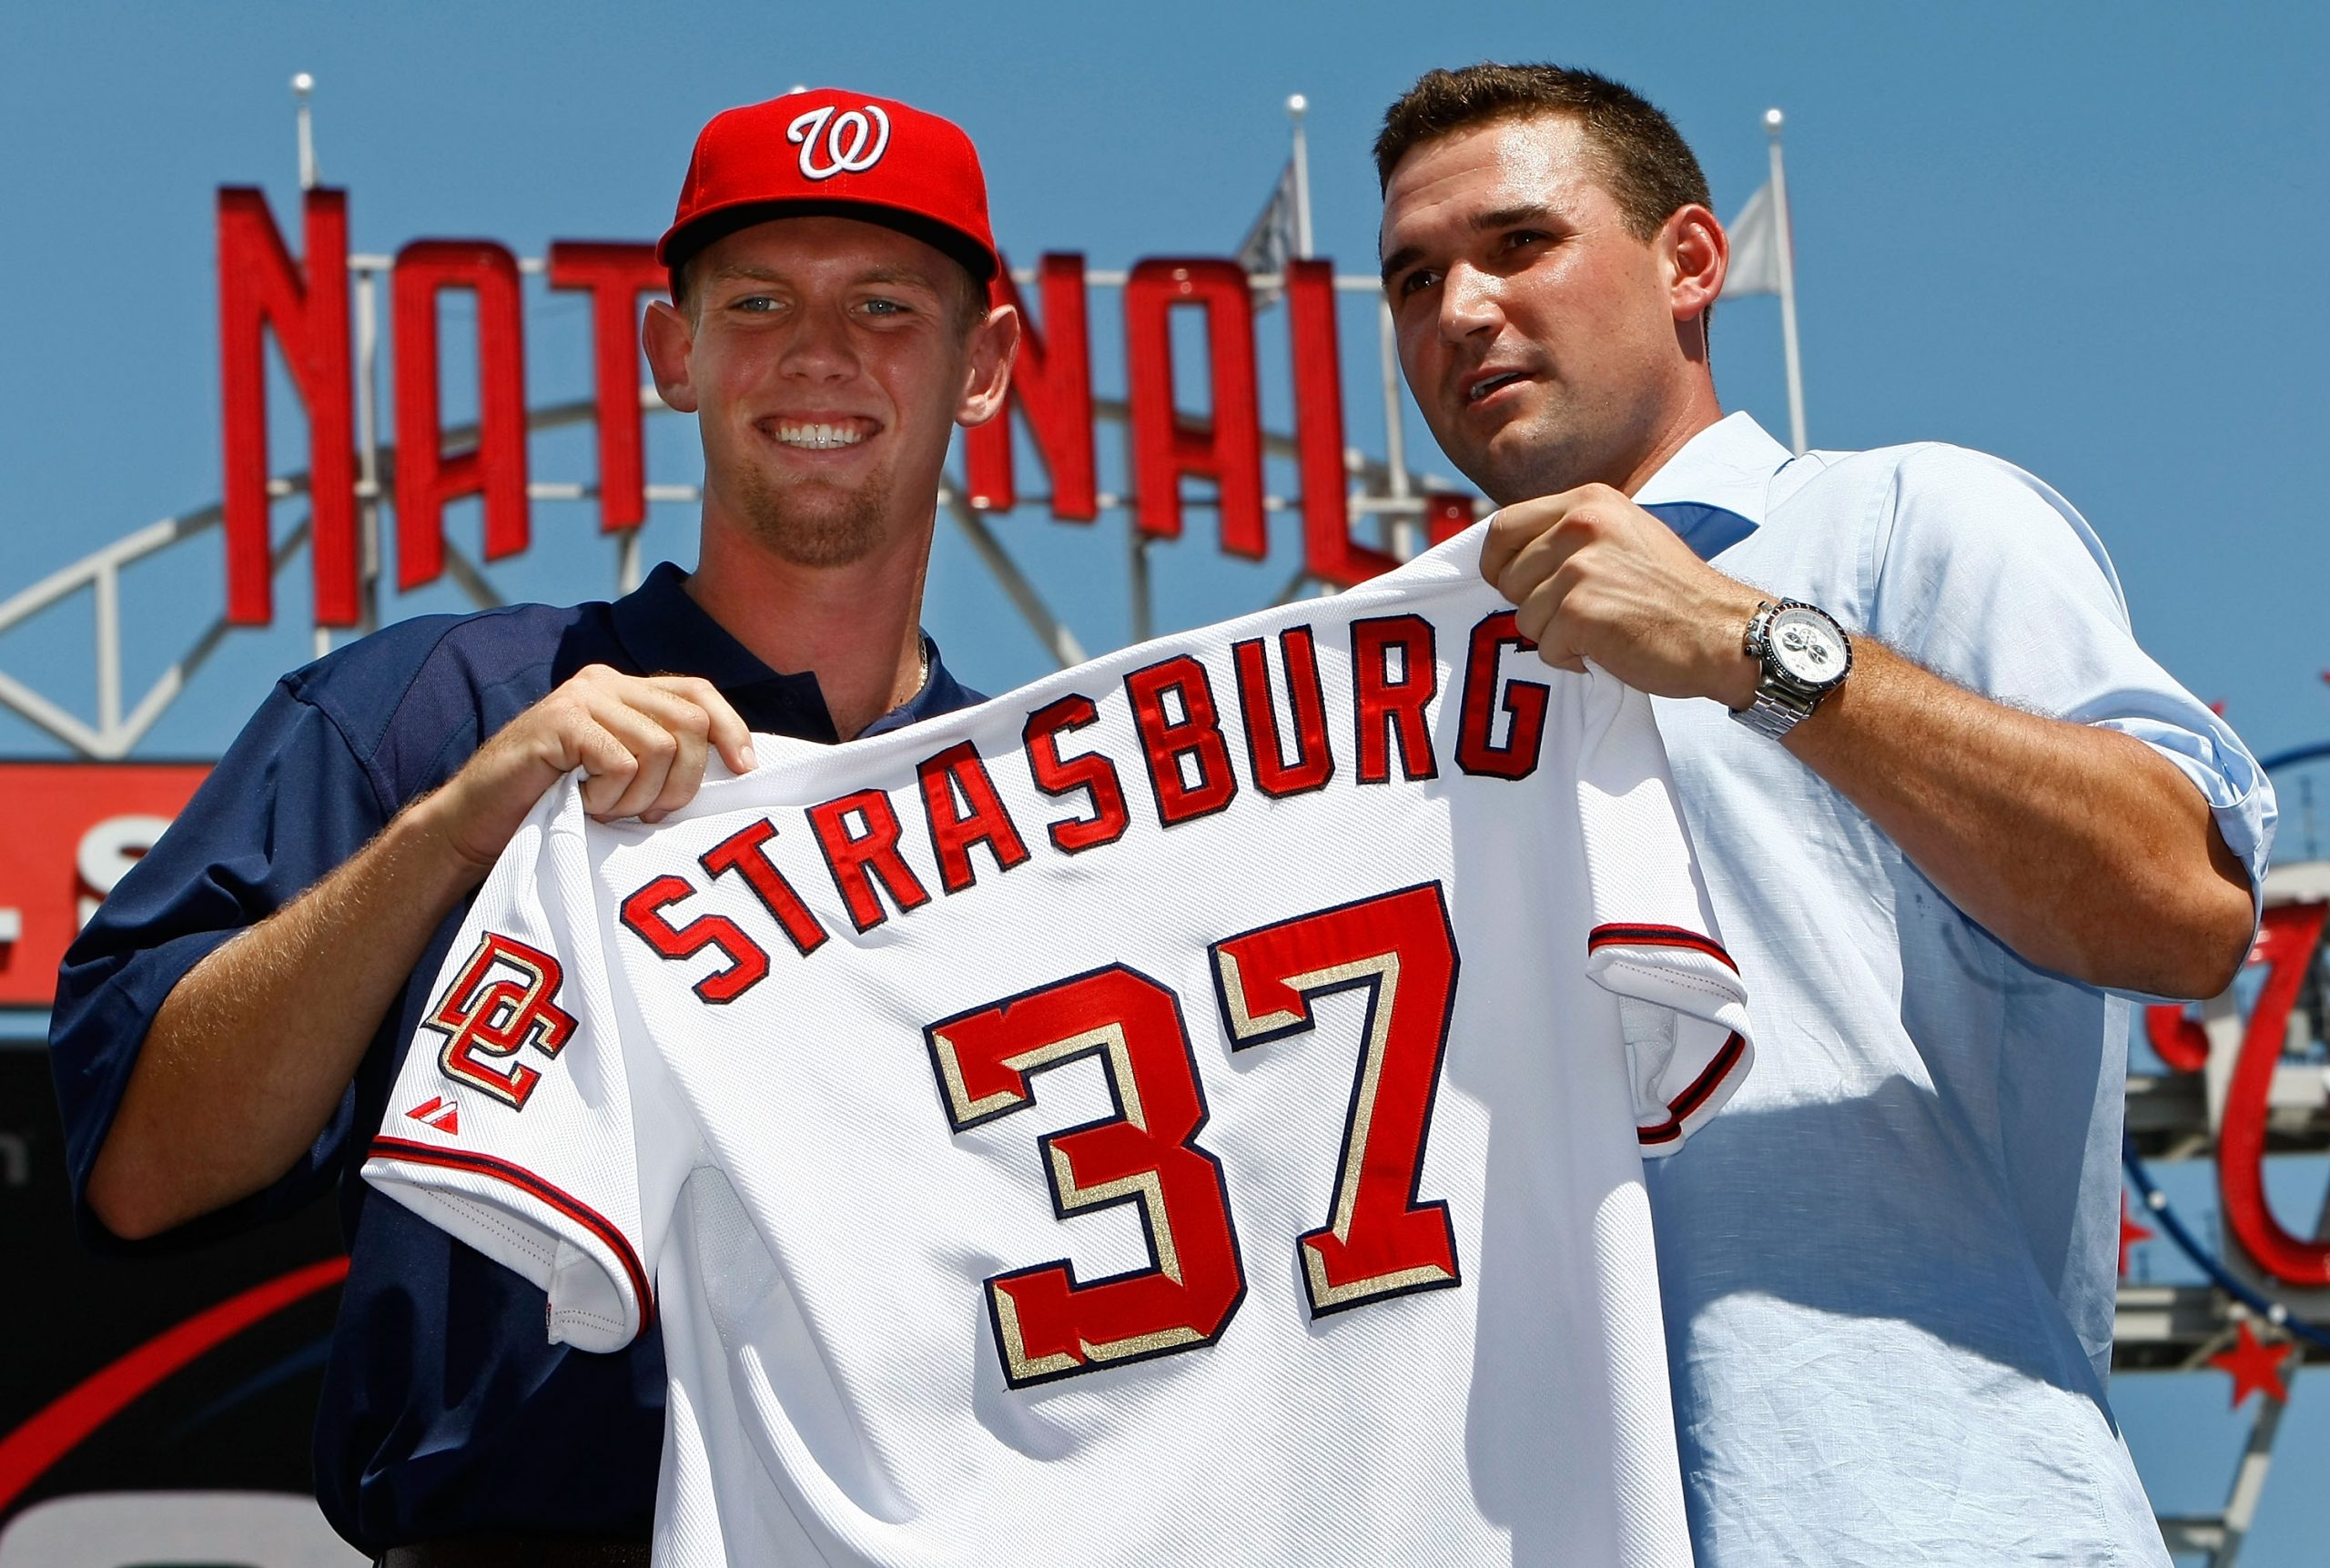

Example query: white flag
[1723,180,1783,298]
[1237,158,1300,307]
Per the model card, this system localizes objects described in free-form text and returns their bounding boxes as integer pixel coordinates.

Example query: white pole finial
[1287,93,1314,260]
[1763,106,1784,135]
[292,72,319,190]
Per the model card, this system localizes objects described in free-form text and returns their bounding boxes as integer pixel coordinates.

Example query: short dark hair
[1374,63,1711,242]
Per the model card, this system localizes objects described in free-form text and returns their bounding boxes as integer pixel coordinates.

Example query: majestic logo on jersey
[786,104,890,181]
[404,1095,461,1134]
[423,932,576,1110]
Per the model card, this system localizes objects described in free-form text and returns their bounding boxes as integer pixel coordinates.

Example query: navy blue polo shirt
[48,561,983,1552]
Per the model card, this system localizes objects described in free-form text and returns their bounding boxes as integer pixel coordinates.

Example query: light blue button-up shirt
[1637,413,2274,1565]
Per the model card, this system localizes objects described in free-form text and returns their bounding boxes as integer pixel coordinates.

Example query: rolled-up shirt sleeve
[1864,444,2276,922]
[2092,712,2273,910]
[49,682,392,1251]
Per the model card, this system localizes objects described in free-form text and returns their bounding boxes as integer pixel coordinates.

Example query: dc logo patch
[424,932,575,1110]
[786,103,891,181]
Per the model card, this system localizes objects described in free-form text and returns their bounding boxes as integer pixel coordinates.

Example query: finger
[1514,572,1594,676]
[585,699,684,821]
[1477,501,1555,586]
[1480,485,1616,582]
[626,693,712,822]
[1518,607,1590,674]
[623,683,743,819]
[566,720,644,818]
[1513,593,1562,664]
[1506,495,1618,587]
[1488,519,1607,618]
[1503,538,1589,657]
[650,675,756,775]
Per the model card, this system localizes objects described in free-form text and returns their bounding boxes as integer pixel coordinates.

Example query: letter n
[964,253,1096,520]
[217,187,357,625]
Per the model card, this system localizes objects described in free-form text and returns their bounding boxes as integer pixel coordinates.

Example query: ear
[1663,203,1727,325]
[642,298,699,414]
[954,301,1022,429]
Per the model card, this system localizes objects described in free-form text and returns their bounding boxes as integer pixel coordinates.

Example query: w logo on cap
[787,103,891,181]
[658,90,998,280]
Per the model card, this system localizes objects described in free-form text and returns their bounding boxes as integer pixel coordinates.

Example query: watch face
[1768,606,1849,687]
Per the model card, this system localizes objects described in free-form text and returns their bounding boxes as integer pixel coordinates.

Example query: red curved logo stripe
[0,1256,348,1513]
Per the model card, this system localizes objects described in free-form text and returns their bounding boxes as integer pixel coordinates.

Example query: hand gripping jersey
[363,531,1752,1567]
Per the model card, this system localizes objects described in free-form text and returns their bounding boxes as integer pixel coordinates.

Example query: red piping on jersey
[1636,1032,1748,1147]
[0,1256,349,1513]
[1587,923,1738,973]
[369,1137,655,1335]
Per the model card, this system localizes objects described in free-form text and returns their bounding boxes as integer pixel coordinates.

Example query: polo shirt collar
[1634,410,1795,561]
[610,561,974,742]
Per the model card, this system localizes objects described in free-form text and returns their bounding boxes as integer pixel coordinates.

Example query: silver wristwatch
[1732,599,1852,739]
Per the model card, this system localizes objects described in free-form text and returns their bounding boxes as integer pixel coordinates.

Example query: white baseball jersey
[363,530,1752,1567]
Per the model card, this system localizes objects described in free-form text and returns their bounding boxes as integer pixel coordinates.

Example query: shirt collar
[609,561,978,742]
[866,641,981,739]
[1634,411,1796,561]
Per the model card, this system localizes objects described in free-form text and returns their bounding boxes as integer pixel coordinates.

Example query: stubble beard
[731,466,894,570]
[1481,436,1599,508]
[1448,415,1592,510]
[1458,386,1641,507]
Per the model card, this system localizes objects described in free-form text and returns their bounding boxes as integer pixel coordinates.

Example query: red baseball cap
[659,88,1001,285]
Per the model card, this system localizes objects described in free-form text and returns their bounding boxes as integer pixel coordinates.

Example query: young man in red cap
[50,89,1018,1563]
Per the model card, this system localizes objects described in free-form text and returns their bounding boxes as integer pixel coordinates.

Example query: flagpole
[1287,94,1314,259]
[1765,108,1807,455]
[292,72,318,189]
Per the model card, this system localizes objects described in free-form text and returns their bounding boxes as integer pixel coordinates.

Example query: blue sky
[4,1,2326,1557]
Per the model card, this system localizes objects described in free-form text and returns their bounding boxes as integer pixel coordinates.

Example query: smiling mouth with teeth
[773,422,868,450]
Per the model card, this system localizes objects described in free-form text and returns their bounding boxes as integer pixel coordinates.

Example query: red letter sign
[1124,258,1265,558]
[965,254,1097,521]
[2217,901,2330,1285]
[392,239,532,592]
[217,187,357,625]
[1289,259,1397,587]
[1427,492,1479,546]
[547,241,666,534]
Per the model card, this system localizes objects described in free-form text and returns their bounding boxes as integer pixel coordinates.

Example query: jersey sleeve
[1867,444,2274,926]
[361,777,698,1352]
[1569,667,1754,1154]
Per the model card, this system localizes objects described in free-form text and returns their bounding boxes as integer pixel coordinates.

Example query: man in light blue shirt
[1376,63,2272,1563]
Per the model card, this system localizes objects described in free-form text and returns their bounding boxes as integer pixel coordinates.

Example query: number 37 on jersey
[927,882,1458,1388]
